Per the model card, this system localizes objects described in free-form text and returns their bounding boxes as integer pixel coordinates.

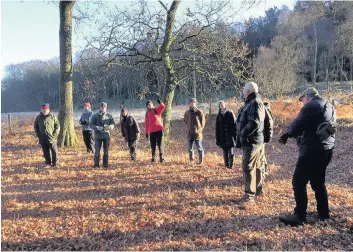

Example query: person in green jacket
[89,102,115,168]
[34,103,60,167]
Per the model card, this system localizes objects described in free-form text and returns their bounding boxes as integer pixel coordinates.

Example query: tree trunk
[58,1,76,147]
[160,0,181,142]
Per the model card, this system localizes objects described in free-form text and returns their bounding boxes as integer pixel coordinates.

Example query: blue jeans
[188,139,204,156]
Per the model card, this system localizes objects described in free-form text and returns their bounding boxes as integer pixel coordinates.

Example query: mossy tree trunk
[160,0,180,142]
[58,1,76,147]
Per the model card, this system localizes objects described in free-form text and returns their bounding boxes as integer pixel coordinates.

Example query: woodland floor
[1,101,353,251]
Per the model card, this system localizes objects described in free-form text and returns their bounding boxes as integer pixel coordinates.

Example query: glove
[279,133,289,145]
[82,120,88,125]
[146,133,149,139]
[96,126,104,131]
[216,141,220,147]
[157,99,161,104]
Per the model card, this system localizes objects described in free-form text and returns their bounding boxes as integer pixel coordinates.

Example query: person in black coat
[216,100,237,169]
[121,108,141,161]
[279,87,336,226]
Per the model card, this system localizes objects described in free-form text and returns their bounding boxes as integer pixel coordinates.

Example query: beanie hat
[218,100,225,108]
[121,108,127,113]
[42,103,50,109]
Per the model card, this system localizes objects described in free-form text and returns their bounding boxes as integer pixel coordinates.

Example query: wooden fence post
[8,114,14,135]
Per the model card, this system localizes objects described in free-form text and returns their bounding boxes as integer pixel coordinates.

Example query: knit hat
[299,87,319,101]
[100,102,107,107]
[189,98,197,104]
[121,108,127,113]
[146,100,152,107]
[42,103,50,109]
[218,100,225,108]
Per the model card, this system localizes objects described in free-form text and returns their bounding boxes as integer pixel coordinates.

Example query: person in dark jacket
[121,108,141,161]
[145,99,166,163]
[79,102,94,153]
[279,87,336,226]
[89,102,115,168]
[184,98,206,165]
[216,100,237,169]
[34,103,60,167]
[236,82,266,204]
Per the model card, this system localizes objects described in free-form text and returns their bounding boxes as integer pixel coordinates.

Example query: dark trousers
[40,142,58,165]
[128,140,137,160]
[293,149,333,219]
[94,138,110,167]
[222,147,234,167]
[150,130,164,160]
[82,130,94,153]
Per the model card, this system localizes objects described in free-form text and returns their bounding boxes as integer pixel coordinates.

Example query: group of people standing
[33,81,336,227]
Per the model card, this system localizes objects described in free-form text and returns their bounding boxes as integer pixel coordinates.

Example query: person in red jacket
[145,99,166,162]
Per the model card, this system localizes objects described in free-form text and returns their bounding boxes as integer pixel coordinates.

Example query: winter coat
[145,103,165,134]
[79,111,93,131]
[121,114,141,142]
[216,109,237,148]
[89,111,115,140]
[184,108,206,140]
[236,92,265,148]
[287,96,336,156]
[34,112,60,144]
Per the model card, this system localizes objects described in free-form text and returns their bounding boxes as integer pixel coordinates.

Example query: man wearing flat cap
[34,103,60,167]
[279,87,336,226]
[89,102,115,168]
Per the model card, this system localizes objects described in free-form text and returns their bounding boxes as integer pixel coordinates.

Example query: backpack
[316,101,336,141]
[263,102,274,143]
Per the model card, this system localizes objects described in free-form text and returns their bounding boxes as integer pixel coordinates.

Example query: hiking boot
[151,157,156,162]
[51,163,58,168]
[279,213,306,226]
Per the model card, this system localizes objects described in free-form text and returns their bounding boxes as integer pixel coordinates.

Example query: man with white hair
[235,81,266,205]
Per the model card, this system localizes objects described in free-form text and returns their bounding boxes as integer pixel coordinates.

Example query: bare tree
[83,0,252,140]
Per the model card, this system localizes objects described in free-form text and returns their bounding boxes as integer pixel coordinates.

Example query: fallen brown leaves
[1,102,353,251]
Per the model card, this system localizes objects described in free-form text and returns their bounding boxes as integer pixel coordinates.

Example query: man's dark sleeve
[287,103,316,137]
